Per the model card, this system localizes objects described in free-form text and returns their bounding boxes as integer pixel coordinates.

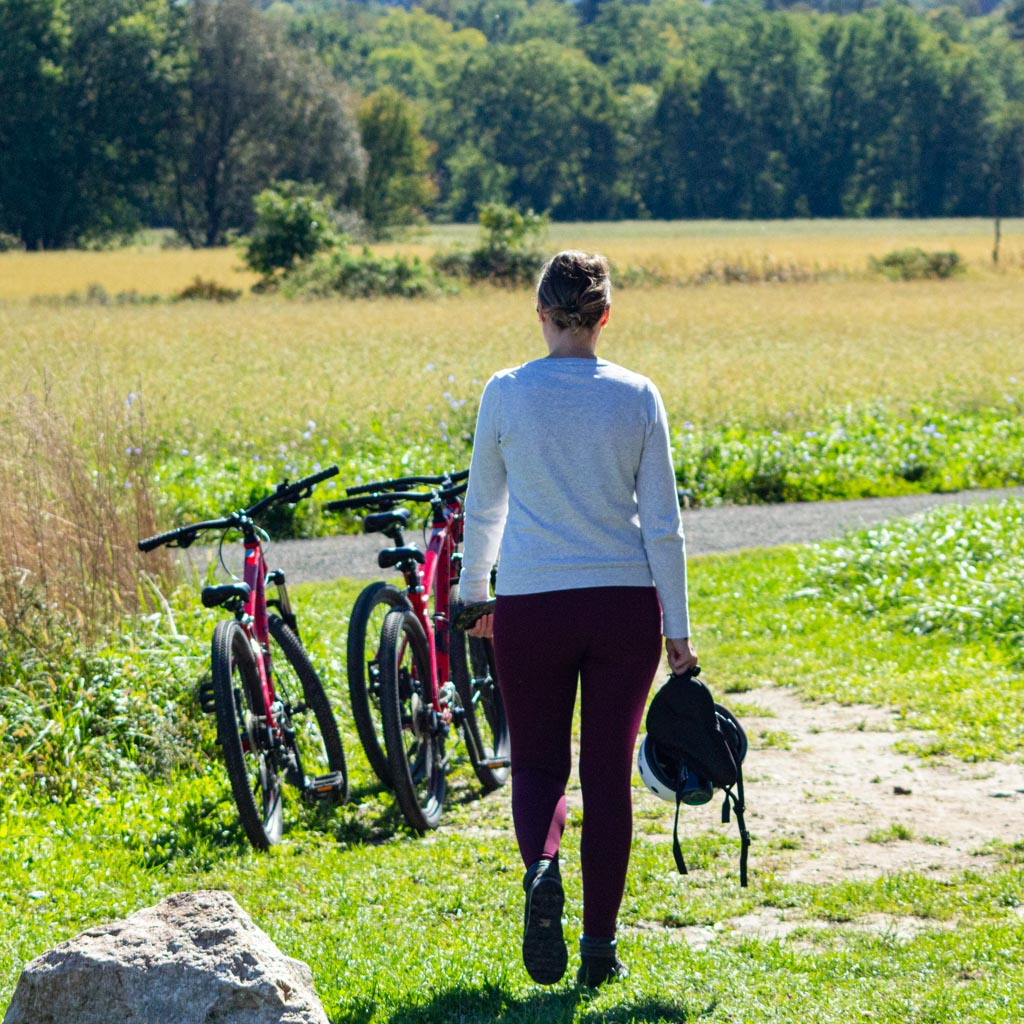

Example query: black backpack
[643,666,751,886]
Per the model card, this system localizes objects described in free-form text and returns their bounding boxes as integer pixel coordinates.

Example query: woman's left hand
[665,636,697,675]
[467,613,494,639]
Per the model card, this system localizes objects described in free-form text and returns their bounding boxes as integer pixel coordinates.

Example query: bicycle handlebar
[325,479,468,515]
[344,469,468,497]
[138,465,339,552]
[244,464,339,517]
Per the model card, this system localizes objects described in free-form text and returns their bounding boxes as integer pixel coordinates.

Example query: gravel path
[183,485,1024,585]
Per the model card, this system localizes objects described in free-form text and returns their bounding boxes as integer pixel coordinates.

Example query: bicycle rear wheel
[378,607,446,831]
[268,614,348,805]
[347,581,409,786]
[211,619,283,850]
[451,632,510,792]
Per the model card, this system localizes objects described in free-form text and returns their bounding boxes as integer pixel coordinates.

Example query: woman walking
[459,251,697,987]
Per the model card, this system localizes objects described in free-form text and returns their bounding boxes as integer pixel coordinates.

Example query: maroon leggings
[492,586,663,938]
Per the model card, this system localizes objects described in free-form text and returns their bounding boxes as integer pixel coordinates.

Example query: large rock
[3,889,329,1024]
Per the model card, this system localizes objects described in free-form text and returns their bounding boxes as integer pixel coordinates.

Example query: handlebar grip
[440,482,468,500]
[138,527,189,552]
[450,469,470,483]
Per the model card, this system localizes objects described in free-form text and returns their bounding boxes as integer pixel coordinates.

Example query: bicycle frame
[238,529,281,742]
[397,492,465,722]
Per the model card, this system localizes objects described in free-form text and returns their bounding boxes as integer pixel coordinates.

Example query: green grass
[3,501,1024,1020]
[693,502,1024,763]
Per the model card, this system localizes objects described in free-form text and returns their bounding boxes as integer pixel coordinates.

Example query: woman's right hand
[665,636,697,675]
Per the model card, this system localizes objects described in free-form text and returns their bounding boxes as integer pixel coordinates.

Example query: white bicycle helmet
[637,735,679,802]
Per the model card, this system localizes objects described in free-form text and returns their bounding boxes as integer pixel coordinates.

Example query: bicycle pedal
[303,771,346,803]
[477,756,511,769]
[197,678,217,714]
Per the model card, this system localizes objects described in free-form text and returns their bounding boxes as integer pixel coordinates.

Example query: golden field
[1,278,1022,441]
[1,219,1022,444]
[1,219,1022,301]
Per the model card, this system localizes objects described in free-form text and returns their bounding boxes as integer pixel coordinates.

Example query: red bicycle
[139,466,347,850]
[329,471,509,831]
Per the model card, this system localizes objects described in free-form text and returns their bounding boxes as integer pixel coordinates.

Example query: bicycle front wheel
[268,614,348,805]
[378,607,446,831]
[451,632,510,792]
[211,619,283,850]
[347,581,409,786]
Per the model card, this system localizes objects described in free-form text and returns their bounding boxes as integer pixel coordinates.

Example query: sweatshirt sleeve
[636,384,690,638]
[460,375,508,603]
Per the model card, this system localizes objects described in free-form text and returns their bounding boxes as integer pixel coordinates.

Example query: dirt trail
[629,686,1024,946]
[707,687,1023,882]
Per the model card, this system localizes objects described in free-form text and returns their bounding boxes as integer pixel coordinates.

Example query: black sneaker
[522,860,567,985]
[577,954,629,988]
[576,936,628,988]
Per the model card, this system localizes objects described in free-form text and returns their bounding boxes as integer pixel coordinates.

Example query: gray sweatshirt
[460,356,690,638]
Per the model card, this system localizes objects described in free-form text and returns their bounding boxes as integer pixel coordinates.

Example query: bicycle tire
[268,614,349,805]
[346,581,410,786]
[378,606,446,831]
[211,619,283,850]
[451,632,510,792]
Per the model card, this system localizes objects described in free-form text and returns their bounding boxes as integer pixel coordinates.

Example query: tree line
[2,0,1024,249]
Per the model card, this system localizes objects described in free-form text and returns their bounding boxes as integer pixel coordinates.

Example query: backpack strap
[672,793,688,876]
[720,764,751,887]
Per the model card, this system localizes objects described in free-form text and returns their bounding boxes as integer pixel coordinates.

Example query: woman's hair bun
[537,250,611,333]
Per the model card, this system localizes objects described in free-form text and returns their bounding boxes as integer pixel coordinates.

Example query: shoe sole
[522,876,567,984]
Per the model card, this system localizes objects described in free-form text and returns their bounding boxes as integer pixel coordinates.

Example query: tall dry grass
[0,389,173,645]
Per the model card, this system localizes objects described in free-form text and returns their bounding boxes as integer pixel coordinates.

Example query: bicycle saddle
[378,546,425,568]
[201,582,252,609]
[364,509,410,534]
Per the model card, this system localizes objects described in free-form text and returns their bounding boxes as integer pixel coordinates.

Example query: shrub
[242,183,343,284]
[433,203,548,286]
[0,231,24,252]
[869,248,964,281]
[173,277,241,302]
[694,256,820,285]
[280,247,445,299]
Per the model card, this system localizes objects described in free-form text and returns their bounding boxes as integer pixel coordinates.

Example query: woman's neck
[542,321,601,359]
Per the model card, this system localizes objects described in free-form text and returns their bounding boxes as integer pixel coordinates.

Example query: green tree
[585,0,701,88]
[988,101,1024,215]
[643,65,700,218]
[0,0,182,248]
[169,0,365,247]
[438,39,624,219]
[1006,0,1024,42]
[354,87,438,237]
